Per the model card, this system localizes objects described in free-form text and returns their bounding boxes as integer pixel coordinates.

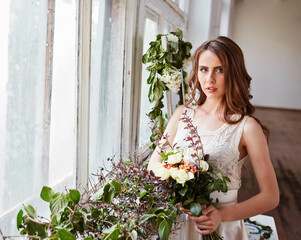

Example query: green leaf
[144,185,154,191]
[27,221,47,238]
[69,189,80,204]
[103,224,120,240]
[111,180,121,193]
[142,53,148,63]
[16,209,23,230]
[195,197,210,205]
[139,190,148,200]
[24,205,36,218]
[190,203,202,217]
[183,199,193,206]
[103,183,115,204]
[157,212,167,218]
[139,213,157,224]
[158,219,172,240]
[57,229,76,240]
[40,186,55,202]
[50,192,70,215]
[169,196,180,204]
[179,188,187,196]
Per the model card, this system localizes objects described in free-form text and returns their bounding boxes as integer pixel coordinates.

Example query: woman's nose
[206,71,215,83]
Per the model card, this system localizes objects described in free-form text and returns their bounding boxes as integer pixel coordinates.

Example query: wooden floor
[238,107,301,240]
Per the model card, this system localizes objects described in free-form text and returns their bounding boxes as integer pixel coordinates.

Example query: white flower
[167,34,178,43]
[199,160,209,172]
[161,36,168,52]
[152,162,170,180]
[167,152,183,165]
[170,168,194,185]
[157,68,182,93]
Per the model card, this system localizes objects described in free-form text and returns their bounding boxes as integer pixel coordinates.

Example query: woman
[147,36,279,239]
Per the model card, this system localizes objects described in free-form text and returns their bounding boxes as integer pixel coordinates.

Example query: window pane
[0,0,48,219]
[179,0,187,12]
[139,12,159,147]
[48,0,77,187]
[89,0,125,175]
[139,11,170,146]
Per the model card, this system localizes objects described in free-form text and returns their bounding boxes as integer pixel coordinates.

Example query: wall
[231,0,301,109]
[187,0,212,52]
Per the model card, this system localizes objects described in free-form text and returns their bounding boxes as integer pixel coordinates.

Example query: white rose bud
[199,160,209,172]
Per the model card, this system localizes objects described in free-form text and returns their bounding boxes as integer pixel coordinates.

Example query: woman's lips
[206,87,217,93]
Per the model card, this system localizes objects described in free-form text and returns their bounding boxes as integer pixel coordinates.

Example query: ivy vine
[142,29,192,149]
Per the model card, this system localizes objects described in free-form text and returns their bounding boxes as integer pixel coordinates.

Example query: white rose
[169,168,194,185]
[152,162,170,180]
[199,160,209,172]
[156,166,171,180]
[167,34,178,43]
[167,152,183,164]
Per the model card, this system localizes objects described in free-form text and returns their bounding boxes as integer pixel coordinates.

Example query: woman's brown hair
[185,36,270,140]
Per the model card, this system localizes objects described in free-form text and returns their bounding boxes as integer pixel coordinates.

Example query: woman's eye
[199,68,207,72]
[216,68,223,73]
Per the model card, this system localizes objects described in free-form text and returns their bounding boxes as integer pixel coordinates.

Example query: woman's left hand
[189,205,222,235]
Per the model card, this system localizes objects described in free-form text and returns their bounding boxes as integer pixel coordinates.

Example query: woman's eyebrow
[198,65,222,68]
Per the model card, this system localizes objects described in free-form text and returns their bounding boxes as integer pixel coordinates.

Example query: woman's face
[197,50,225,101]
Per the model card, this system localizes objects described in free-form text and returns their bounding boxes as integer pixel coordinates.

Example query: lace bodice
[173,107,248,190]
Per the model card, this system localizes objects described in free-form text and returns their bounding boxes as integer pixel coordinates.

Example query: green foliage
[16,160,179,240]
[167,169,230,218]
[142,29,192,149]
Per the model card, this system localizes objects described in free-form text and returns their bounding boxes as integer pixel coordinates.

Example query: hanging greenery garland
[142,29,192,149]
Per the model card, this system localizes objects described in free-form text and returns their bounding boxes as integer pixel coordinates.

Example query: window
[0,0,77,234]
[0,0,49,232]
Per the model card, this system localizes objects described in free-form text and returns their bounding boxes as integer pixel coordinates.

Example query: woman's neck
[200,98,224,116]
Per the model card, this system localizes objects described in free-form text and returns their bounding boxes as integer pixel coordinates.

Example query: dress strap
[233,115,249,151]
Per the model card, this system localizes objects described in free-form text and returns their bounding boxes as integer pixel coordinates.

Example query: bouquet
[152,110,230,240]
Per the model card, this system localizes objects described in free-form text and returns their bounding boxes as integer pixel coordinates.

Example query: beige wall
[231,0,301,109]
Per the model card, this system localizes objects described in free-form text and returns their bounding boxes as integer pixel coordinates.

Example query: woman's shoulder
[242,116,266,143]
[171,105,194,119]
[244,116,262,132]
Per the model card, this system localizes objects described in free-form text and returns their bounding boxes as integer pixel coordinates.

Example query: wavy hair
[185,36,269,139]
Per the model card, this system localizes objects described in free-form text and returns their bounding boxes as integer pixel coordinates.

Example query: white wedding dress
[169,107,249,240]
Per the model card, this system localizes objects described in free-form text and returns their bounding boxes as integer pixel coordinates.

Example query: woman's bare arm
[219,117,279,221]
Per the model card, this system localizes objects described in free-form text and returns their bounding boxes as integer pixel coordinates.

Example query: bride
[147,36,279,239]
